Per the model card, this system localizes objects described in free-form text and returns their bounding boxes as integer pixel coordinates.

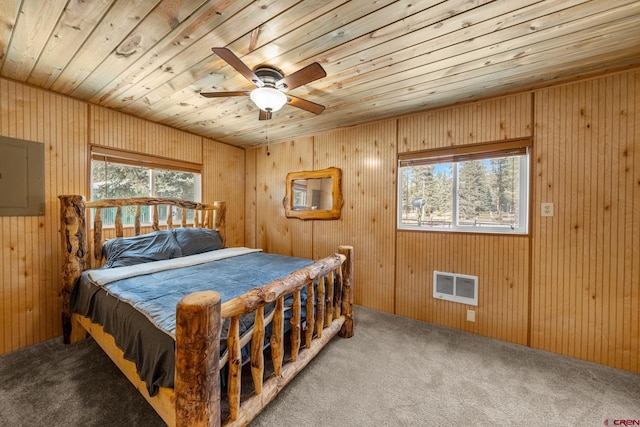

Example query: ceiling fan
[200,47,326,120]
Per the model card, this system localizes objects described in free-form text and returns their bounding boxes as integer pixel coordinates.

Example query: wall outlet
[541,202,554,217]
[466,309,476,322]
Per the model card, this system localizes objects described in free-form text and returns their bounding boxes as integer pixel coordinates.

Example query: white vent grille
[433,271,478,306]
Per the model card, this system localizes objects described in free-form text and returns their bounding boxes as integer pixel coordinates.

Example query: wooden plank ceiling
[1,0,640,148]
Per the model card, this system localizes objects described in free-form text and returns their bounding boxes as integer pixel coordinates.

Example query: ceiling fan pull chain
[266,124,270,156]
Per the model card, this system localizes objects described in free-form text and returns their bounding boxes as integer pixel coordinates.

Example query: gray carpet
[1,306,639,426]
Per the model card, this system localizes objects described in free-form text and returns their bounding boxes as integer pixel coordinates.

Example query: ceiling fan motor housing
[254,67,286,89]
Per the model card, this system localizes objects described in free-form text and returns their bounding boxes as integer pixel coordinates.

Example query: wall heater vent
[433,271,478,306]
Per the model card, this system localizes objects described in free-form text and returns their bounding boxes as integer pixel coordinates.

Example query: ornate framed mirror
[283,167,343,220]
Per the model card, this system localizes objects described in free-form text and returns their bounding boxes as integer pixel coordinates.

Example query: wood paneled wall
[0,79,87,353]
[91,105,203,164]
[246,71,639,373]
[202,138,245,247]
[531,71,639,372]
[396,232,530,344]
[0,77,244,355]
[245,148,257,249]
[313,121,397,313]
[2,67,637,375]
[398,93,532,151]
[396,93,532,344]
[249,122,397,313]
[254,138,314,259]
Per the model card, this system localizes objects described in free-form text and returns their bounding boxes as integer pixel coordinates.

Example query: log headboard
[58,195,226,342]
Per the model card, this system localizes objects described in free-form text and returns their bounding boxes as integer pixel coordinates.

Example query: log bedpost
[59,195,90,344]
[250,306,265,395]
[94,208,103,260]
[316,276,325,337]
[227,316,241,421]
[338,245,354,338]
[134,205,141,235]
[213,201,226,245]
[304,283,315,348]
[175,291,222,427]
[115,206,123,237]
[290,290,301,361]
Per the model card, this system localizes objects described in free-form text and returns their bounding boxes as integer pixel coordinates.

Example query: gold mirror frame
[283,167,343,220]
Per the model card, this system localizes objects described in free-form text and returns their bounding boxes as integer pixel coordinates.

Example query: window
[91,147,202,226]
[398,139,530,234]
[292,180,307,209]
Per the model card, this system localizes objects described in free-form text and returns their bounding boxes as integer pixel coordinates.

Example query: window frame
[89,146,203,227]
[397,138,531,235]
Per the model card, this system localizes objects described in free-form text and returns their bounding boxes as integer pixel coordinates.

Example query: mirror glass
[292,178,333,211]
[284,167,342,220]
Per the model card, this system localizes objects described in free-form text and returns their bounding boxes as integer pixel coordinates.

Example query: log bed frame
[58,195,354,427]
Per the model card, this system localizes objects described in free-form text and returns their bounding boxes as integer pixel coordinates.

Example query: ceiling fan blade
[259,110,272,121]
[200,91,249,98]
[211,47,263,87]
[277,62,326,91]
[286,95,325,115]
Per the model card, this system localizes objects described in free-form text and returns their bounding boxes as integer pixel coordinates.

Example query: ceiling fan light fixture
[250,87,287,112]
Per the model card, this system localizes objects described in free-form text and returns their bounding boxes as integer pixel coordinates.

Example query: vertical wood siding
[202,138,245,247]
[314,121,397,313]
[396,93,533,344]
[2,68,638,375]
[90,105,202,163]
[313,120,397,313]
[245,76,639,373]
[398,93,532,151]
[249,122,397,313]
[254,138,314,259]
[244,148,257,249]
[0,78,244,355]
[531,71,639,372]
[395,232,530,344]
[0,80,87,353]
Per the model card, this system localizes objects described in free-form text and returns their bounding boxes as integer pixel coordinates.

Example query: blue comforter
[103,251,313,336]
[71,250,314,395]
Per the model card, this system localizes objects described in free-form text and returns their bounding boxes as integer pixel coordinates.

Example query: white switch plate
[541,203,554,217]
[466,309,476,322]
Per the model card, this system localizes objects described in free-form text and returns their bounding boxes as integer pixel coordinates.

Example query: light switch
[541,203,554,217]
